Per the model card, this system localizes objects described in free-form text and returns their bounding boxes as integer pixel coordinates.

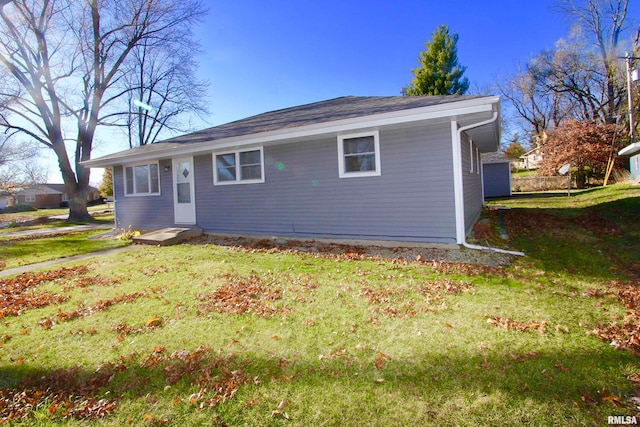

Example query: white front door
[173,157,196,224]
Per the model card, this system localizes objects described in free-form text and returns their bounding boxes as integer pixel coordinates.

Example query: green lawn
[0,185,639,426]
[0,229,129,270]
[0,204,113,225]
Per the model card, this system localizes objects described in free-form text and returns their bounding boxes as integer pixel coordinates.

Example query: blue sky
[194,0,574,126]
[61,0,640,183]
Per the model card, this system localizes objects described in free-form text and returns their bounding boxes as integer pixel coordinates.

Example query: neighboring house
[0,191,13,209]
[632,154,640,183]
[519,148,543,170]
[83,95,501,245]
[482,152,513,198]
[16,184,101,209]
[618,142,640,182]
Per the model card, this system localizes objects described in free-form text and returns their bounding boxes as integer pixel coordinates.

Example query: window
[337,131,381,178]
[25,194,36,203]
[124,163,160,195]
[476,147,481,175]
[214,148,264,185]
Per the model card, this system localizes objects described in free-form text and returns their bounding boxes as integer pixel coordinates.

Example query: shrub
[117,226,141,241]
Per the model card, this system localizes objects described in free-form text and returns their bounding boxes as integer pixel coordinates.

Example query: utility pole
[626,52,636,144]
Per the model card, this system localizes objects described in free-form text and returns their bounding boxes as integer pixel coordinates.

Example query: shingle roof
[161,95,486,144]
[85,95,499,166]
[481,152,513,164]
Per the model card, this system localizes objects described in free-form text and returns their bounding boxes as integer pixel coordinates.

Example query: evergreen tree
[98,168,113,198]
[406,24,470,96]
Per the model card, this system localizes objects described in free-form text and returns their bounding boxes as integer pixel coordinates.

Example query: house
[16,184,101,209]
[482,152,513,198]
[82,96,501,245]
[519,148,543,170]
[618,142,640,182]
[0,191,13,210]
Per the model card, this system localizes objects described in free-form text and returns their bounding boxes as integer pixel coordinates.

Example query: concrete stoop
[133,227,202,246]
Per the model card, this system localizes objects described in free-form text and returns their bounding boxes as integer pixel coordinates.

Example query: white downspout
[451,114,525,257]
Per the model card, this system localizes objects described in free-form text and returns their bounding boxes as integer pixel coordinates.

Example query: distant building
[618,142,640,182]
[519,148,543,170]
[0,191,14,209]
[15,184,100,209]
[482,152,513,198]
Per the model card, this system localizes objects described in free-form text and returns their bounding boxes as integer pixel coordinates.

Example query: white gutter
[451,114,525,257]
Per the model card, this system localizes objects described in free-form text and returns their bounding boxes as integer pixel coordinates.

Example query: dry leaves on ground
[359,278,473,319]
[0,267,90,319]
[486,315,550,334]
[0,347,251,423]
[55,292,148,322]
[197,272,286,318]
[589,281,640,355]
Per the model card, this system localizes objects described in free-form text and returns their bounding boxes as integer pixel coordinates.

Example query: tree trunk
[67,181,92,222]
[52,139,92,222]
[68,188,91,221]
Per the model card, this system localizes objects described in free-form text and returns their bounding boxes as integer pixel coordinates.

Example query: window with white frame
[124,163,160,195]
[214,147,264,185]
[337,131,381,178]
[25,194,36,203]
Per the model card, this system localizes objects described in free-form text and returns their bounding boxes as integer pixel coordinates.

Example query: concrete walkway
[0,223,112,239]
[0,245,141,278]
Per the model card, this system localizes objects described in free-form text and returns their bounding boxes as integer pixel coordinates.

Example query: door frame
[172,156,196,225]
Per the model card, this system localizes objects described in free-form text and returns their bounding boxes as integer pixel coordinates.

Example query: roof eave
[619,142,640,156]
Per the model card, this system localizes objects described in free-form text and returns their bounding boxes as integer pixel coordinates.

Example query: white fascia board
[618,142,640,156]
[83,97,499,168]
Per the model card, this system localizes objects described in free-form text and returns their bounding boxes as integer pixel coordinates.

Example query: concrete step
[133,227,202,246]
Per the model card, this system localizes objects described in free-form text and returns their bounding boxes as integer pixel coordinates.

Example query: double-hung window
[214,147,264,185]
[124,163,160,195]
[25,194,36,203]
[337,131,381,178]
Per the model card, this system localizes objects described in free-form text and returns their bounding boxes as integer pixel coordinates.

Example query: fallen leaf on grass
[599,389,625,407]
[374,352,391,370]
[271,399,290,419]
[38,317,54,330]
[145,317,162,328]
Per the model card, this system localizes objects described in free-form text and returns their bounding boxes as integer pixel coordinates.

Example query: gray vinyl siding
[461,133,483,233]
[113,161,175,230]
[112,123,459,243]
[195,123,456,243]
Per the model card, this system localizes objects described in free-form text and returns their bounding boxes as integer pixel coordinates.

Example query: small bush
[18,204,37,212]
[1,204,38,214]
[612,169,631,184]
[117,226,141,241]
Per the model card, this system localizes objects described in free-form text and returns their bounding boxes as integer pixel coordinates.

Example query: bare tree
[533,37,618,124]
[556,0,630,123]
[0,0,206,220]
[496,58,576,143]
[122,37,208,148]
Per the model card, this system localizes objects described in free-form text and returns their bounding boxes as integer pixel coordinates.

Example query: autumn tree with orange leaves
[538,120,623,188]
